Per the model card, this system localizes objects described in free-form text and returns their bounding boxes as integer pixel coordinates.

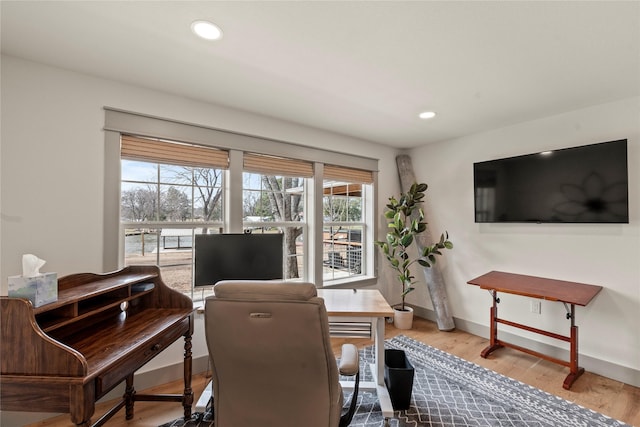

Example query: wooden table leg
[124,374,135,419]
[69,383,95,427]
[563,307,584,389]
[481,290,503,358]
[183,333,194,419]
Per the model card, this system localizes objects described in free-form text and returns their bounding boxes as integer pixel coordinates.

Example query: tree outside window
[243,173,305,280]
[121,159,224,297]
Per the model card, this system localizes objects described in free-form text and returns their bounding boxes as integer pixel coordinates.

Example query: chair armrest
[338,343,359,377]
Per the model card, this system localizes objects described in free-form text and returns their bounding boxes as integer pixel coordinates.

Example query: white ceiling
[2,1,639,149]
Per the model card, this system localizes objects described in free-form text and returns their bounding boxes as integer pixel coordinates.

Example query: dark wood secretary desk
[468,270,602,389]
[1,265,194,426]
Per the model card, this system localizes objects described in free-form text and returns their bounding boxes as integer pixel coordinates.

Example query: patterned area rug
[160,335,630,427]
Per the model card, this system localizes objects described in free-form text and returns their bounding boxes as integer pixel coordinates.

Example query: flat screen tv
[194,233,284,287]
[473,139,628,224]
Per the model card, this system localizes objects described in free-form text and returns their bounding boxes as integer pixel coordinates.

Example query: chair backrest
[204,280,342,427]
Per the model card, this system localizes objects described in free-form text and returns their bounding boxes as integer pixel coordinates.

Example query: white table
[318,288,395,422]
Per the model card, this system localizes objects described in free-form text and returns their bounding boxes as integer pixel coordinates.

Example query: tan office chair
[204,280,360,427]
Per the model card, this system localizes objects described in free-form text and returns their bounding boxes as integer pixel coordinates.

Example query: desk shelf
[34,273,159,333]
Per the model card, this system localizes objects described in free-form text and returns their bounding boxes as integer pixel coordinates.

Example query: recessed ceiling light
[191,20,223,40]
[418,111,436,120]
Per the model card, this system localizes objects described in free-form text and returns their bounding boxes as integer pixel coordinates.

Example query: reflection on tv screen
[473,139,628,223]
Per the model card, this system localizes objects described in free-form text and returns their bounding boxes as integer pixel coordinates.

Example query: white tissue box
[8,272,58,307]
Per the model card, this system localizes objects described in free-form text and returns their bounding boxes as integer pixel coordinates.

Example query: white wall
[407,97,640,381]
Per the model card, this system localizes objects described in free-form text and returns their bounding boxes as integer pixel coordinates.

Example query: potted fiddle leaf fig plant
[376,182,453,329]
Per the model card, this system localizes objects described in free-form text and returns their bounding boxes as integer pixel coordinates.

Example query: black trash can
[384,349,414,410]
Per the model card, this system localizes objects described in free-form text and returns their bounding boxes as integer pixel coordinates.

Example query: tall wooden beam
[396,155,455,331]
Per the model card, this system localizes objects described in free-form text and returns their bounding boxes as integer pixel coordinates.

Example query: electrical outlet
[530,300,541,314]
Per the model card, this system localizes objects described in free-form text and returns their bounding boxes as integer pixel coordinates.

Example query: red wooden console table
[467,271,602,389]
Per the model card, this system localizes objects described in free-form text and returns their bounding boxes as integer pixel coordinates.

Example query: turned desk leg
[124,374,135,419]
[481,290,503,358]
[183,333,194,419]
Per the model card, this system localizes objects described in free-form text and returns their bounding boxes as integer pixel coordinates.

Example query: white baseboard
[410,305,640,388]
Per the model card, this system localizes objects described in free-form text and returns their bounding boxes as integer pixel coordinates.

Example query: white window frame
[120,156,226,299]
[104,108,378,294]
[321,182,372,285]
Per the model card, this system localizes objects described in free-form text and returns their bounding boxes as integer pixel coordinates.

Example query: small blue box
[8,272,58,307]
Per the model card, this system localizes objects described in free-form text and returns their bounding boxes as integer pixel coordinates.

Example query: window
[243,153,312,280]
[120,136,227,298]
[106,109,378,299]
[322,165,374,284]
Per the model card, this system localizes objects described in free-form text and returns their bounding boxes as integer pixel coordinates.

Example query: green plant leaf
[400,234,413,247]
[401,286,415,296]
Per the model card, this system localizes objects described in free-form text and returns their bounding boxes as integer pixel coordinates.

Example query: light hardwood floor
[28,317,639,426]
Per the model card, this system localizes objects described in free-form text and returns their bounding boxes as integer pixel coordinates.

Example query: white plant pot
[393,306,414,330]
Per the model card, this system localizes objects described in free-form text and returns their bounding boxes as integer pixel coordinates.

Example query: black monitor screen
[194,233,284,287]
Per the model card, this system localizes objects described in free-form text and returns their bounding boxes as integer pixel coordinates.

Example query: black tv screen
[194,233,284,287]
[473,139,628,223]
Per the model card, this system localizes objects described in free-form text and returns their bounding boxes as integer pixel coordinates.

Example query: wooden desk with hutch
[468,271,602,389]
[1,265,194,427]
